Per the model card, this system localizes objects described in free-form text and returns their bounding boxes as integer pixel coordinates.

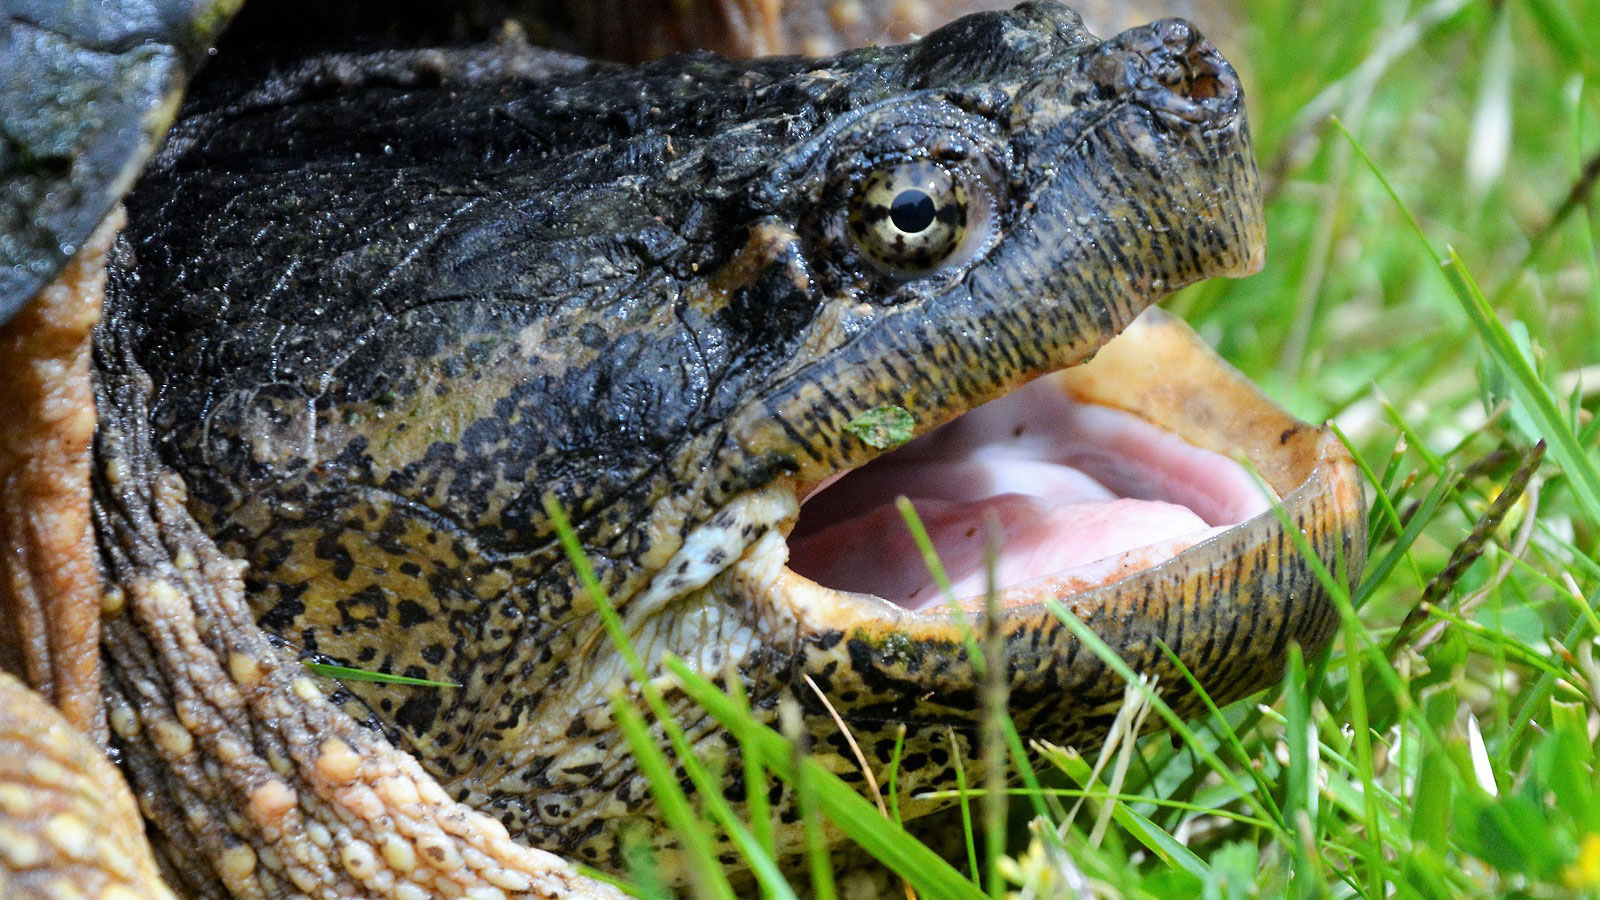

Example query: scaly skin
[0,210,626,900]
[0,212,120,742]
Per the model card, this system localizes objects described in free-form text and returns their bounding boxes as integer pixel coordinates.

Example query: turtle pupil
[889,189,936,233]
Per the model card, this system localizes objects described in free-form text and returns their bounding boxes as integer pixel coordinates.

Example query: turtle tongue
[786,376,1273,610]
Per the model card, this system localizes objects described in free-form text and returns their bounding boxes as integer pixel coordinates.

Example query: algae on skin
[846,404,915,449]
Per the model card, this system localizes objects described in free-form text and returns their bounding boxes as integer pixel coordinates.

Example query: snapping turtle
[0,1,1364,897]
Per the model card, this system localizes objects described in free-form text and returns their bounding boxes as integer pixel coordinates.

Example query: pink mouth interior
[787,377,1273,611]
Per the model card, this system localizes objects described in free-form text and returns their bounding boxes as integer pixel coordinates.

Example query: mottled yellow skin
[91,459,628,900]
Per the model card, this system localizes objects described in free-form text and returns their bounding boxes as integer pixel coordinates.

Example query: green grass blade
[300,661,459,688]
[1334,117,1600,524]
[725,672,776,860]
[887,724,906,826]
[1048,750,1209,881]
[782,699,838,900]
[1040,600,1288,844]
[662,655,990,900]
[1154,640,1287,833]
[1353,468,1460,609]
[948,728,980,883]
[545,498,800,898]
[898,498,1065,834]
[612,697,739,900]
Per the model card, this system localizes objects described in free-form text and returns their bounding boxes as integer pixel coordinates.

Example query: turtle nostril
[1167,32,1229,102]
[1141,18,1235,107]
[1182,41,1233,104]
[1089,19,1242,122]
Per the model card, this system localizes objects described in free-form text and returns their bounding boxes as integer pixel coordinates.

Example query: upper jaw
[604,13,1268,649]
[663,17,1275,641]
[716,22,1264,518]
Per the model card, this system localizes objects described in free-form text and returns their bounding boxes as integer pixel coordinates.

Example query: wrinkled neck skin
[98,1,1278,879]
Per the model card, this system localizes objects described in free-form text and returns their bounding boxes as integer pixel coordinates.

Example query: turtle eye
[848,160,969,274]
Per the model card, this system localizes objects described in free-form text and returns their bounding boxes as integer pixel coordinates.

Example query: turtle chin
[710,306,1363,831]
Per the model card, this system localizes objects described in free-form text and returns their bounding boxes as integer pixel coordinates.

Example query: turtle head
[616,4,1339,866]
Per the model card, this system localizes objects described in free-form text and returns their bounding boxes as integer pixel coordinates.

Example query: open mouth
[788,378,1273,611]
[761,307,1362,619]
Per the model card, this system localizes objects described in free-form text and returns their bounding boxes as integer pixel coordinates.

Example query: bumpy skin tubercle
[0,213,123,743]
[0,671,175,900]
